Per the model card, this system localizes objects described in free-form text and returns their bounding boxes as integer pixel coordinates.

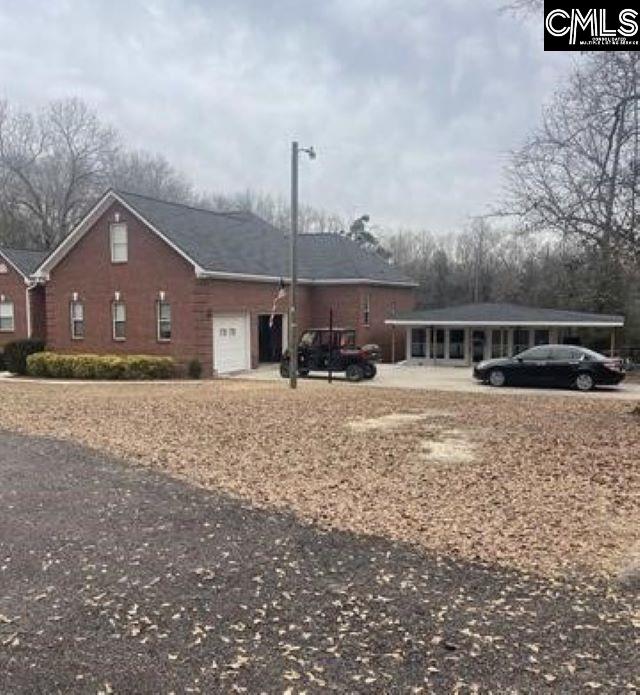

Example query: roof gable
[35,190,203,278]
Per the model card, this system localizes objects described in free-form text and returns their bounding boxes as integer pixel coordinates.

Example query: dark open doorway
[258,314,283,362]
[472,329,486,362]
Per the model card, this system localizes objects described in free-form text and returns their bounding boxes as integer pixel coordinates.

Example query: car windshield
[299,331,316,346]
[340,331,356,348]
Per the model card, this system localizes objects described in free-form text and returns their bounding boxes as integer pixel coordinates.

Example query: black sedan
[473,345,625,391]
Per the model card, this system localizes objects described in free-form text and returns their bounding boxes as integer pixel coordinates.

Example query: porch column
[405,327,412,362]
[464,327,471,365]
[507,329,514,356]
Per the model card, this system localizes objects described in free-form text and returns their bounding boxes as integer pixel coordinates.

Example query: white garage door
[213,314,249,374]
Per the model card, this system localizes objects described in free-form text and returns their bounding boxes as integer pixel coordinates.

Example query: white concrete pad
[237,363,640,400]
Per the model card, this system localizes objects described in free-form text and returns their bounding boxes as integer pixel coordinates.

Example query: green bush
[26,353,176,380]
[3,339,46,375]
[187,358,203,379]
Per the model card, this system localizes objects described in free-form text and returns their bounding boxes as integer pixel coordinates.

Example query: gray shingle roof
[116,190,414,285]
[0,247,48,277]
[298,233,414,283]
[389,302,624,325]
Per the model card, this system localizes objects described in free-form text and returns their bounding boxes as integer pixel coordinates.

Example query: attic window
[110,223,128,263]
[0,263,7,274]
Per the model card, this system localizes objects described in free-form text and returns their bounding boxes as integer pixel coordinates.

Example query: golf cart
[280,328,380,381]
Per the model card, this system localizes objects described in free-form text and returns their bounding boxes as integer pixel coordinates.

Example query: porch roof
[385,302,624,328]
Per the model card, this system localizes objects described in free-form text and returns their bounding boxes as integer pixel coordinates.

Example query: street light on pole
[289,140,316,390]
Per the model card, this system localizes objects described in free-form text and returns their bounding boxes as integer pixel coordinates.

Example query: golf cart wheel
[489,369,506,387]
[346,364,365,382]
[363,363,377,379]
[575,372,594,392]
[279,363,290,378]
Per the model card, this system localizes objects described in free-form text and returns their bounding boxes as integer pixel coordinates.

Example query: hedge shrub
[3,339,46,375]
[27,352,176,380]
[187,358,203,379]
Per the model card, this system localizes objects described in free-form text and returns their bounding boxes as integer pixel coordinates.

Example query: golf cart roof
[306,327,355,332]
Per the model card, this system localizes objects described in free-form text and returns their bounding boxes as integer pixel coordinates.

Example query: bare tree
[0,98,117,248]
[455,218,498,303]
[109,150,193,203]
[504,52,640,310]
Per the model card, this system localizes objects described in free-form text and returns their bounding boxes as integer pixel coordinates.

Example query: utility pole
[289,141,315,389]
[289,142,299,389]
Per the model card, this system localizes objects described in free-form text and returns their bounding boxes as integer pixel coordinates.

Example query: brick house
[31,190,416,374]
[0,247,47,348]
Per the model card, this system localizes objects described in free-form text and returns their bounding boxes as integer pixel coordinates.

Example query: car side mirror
[516,357,523,362]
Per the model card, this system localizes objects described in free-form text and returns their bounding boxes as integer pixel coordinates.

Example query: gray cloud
[0,0,570,230]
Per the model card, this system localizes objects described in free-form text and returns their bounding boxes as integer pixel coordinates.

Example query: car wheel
[299,369,309,377]
[363,363,377,379]
[489,369,506,387]
[279,363,290,378]
[575,372,594,391]
[346,364,364,382]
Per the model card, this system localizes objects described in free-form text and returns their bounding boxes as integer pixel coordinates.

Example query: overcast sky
[0,0,571,232]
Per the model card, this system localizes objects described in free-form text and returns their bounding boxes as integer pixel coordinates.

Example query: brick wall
[310,284,415,361]
[45,202,200,365]
[29,285,47,342]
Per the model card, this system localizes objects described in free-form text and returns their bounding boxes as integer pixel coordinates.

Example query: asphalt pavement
[0,432,637,693]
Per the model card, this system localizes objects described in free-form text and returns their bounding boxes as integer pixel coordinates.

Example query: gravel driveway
[1,432,638,693]
[0,380,638,580]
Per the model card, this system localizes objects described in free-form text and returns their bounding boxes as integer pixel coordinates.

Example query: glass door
[491,329,508,358]
[434,329,445,359]
[472,329,486,362]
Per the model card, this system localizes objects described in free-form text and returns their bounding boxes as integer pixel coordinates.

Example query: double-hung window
[110,223,128,263]
[0,300,14,332]
[112,301,126,340]
[70,301,84,339]
[157,301,171,341]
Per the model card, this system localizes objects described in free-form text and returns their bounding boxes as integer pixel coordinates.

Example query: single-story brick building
[0,247,47,348]
[25,189,416,374]
[387,302,625,366]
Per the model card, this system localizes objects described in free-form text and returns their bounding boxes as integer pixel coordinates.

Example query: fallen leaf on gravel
[0,381,637,579]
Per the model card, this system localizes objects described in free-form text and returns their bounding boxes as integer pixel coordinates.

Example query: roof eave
[385,319,625,327]
[195,270,417,286]
[312,278,418,287]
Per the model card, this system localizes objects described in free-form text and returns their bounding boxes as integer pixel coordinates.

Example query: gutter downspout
[25,280,39,339]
